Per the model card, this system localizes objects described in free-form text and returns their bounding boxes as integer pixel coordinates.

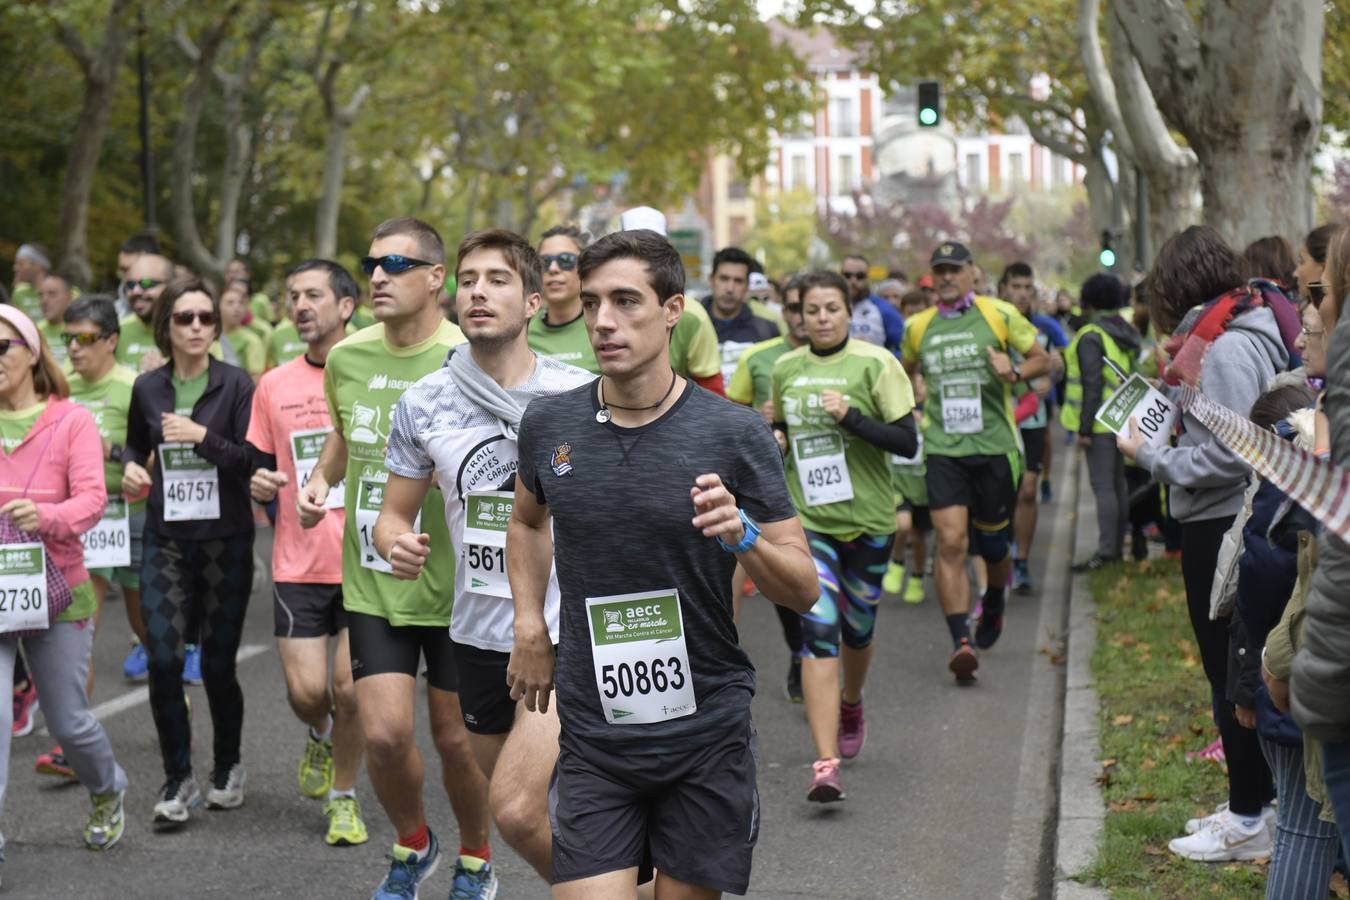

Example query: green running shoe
[299,733,335,799]
[85,790,125,851]
[325,794,369,846]
[882,561,904,595]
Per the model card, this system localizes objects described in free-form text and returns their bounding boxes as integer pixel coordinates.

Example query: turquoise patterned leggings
[800,529,894,658]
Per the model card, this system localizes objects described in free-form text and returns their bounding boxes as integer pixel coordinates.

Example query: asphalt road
[3,455,1075,899]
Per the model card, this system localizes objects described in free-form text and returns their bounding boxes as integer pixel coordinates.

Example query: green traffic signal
[1099,248,1117,268]
[919,107,938,126]
[917,80,941,127]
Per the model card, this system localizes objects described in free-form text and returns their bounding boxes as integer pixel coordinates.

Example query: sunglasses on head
[541,252,579,271]
[62,332,110,347]
[123,278,163,293]
[361,254,434,276]
[170,310,217,327]
[0,338,30,356]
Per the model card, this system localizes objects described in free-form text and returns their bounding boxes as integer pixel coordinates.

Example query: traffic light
[917,81,941,127]
[1099,230,1117,269]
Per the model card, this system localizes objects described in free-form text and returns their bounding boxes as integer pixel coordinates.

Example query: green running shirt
[772,339,915,536]
[527,310,600,375]
[324,319,466,626]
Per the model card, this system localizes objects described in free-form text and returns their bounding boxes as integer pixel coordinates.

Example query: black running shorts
[451,642,517,735]
[346,611,458,692]
[549,720,760,894]
[273,582,346,638]
[1020,426,1047,475]
[925,452,1018,529]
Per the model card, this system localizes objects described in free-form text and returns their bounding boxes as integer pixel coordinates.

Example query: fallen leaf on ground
[1112,714,1134,726]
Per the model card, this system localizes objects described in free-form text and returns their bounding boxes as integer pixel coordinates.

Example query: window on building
[729,179,749,200]
[834,97,855,137]
[837,154,856,193]
[1052,155,1068,187]
[791,155,809,189]
[1009,152,1025,189]
[966,153,981,189]
[729,215,748,245]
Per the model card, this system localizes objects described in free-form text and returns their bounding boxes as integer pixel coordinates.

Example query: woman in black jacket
[121,277,255,829]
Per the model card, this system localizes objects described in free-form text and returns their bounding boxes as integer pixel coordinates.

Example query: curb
[1053,444,1109,899]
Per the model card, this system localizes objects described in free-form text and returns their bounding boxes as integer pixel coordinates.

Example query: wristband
[716,508,761,554]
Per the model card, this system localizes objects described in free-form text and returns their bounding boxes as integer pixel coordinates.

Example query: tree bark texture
[53,0,134,287]
[1111,0,1323,246]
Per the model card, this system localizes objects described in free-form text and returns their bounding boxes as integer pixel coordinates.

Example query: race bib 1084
[1094,373,1177,449]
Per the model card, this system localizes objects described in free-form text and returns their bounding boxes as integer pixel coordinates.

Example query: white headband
[16,244,50,271]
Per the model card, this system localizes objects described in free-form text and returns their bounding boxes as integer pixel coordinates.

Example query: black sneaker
[974,596,1005,650]
[785,656,803,703]
[1131,530,1149,561]
[1071,555,1117,573]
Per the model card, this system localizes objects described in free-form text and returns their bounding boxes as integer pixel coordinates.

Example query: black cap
[930,242,973,267]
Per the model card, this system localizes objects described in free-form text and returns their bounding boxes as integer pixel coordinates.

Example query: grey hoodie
[1291,309,1350,742]
[1135,305,1289,523]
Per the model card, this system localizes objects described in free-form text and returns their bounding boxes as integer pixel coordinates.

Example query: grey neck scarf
[445,346,530,440]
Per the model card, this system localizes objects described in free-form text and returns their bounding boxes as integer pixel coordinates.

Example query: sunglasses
[170,310,217,327]
[123,278,163,293]
[540,252,579,271]
[62,332,111,347]
[783,303,803,315]
[361,254,434,276]
[843,272,868,280]
[0,338,29,356]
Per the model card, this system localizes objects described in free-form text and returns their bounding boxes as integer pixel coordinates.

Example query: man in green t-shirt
[220,280,266,381]
[901,242,1050,683]
[527,224,600,374]
[38,273,77,367]
[296,217,488,898]
[11,243,50,322]
[118,253,174,373]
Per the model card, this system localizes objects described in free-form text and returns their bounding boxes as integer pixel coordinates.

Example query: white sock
[310,718,333,742]
[327,788,355,802]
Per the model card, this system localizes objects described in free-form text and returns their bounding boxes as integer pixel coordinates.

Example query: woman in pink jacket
[0,305,127,881]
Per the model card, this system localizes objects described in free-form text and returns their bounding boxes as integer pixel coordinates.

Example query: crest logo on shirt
[551,442,573,477]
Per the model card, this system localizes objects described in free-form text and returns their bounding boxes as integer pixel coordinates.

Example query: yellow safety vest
[1060,323,1134,434]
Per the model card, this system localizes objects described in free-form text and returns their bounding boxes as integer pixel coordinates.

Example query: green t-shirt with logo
[772,340,915,537]
[902,298,1039,459]
[728,336,792,410]
[267,320,308,369]
[115,315,157,372]
[324,319,467,626]
[172,368,209,416]
[68,365,138,501]
[0,401,46,453]
[890,422,927,506]
[527,310,600,375]
[225,327,265,378]
[10,283,41,322]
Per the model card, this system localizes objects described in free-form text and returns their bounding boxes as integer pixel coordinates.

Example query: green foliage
[0,0,813,292]
[1085,558,1268,899]
[742,188,821,276]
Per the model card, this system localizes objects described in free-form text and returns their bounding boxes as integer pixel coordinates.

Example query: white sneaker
[153,776,202,827]
[1184,801,1276,835]
[206,763,246,809]
[1168,810,1273,861]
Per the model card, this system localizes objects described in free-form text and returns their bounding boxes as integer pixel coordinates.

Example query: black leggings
[1181,516,1273,816]
[141,528,254,781]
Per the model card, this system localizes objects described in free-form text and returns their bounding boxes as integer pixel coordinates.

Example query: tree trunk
[314,117,351,258]
[1143,159,1197,260]
[1111,0,1323,247]
[52,2,133,287]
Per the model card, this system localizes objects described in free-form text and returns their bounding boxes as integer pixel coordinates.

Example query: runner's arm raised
[506,477,556,713]
[690,473,818,613]
[373,472,434,580]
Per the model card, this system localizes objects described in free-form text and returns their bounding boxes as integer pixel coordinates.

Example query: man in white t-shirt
[374,228,591,889]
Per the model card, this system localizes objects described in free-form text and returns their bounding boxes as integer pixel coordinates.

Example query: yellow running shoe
[324,794,368,846]
[903,575,925,604]
[882,562,904,595]
[298,733,335,799]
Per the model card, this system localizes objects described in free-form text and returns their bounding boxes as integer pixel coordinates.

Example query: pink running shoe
[1186,738,1226,764]
[12,681,38,737]
[807,758,844,803]
[838,699,866,759]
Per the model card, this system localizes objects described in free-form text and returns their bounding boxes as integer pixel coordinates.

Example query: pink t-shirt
[247,355,344,583]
